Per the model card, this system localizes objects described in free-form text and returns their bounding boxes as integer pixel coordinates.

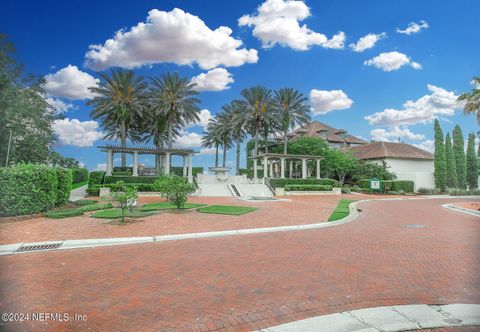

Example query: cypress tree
[445,133,458,188]
[466,133,478,190]
[433,119,447,191]
[452,125,467,189]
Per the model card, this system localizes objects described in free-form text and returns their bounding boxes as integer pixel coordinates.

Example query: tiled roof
[288,121,367,145]
[346,141,434,160]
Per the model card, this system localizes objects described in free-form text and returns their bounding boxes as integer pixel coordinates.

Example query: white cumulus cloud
[349,32,386,52]
[44,65,99,99]
[365,85,463,126]
[191,68,234,92]
[238,0,345,50]
[364,51,421,71]
[84,8,258,70]
[199,147,217,155]
[43,95,76,114]
[370,126,425,142]
[53,118,103,147]
[309,89,353,115]
[174,130,203,148]
[396,20,429,35]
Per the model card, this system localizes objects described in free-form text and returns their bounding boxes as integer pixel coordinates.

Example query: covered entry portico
[250,153,324,179]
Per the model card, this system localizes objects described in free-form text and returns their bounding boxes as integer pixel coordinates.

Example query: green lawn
[328,199,356,221]
[197,205,257,216]
[91,208,157,219]
[44,203,112,219]
[71,181,88,190]
[140,202,207,211]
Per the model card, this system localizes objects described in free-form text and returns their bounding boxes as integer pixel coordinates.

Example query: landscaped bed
[328,199,355,221]
[43,201,112,219]
[197,205,257,216]
[141,202,207,211]
[91,208,157,219]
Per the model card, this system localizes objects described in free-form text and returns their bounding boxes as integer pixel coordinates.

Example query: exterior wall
[371,158,435,191]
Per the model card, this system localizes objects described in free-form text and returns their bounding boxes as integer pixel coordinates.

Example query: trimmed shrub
[44,209,84,219]
[270,178,340,188]
[71,168,89,184]
[284,184,333,191]
[54,168,73,206]
[356,179,370,189]
[103,175,159,184]
[153,175,196,209]
[239,168,254,179]
[72,199,98,206]
[112,171,132,176]
[86,185,100,196]
[87,183,156,196]
[390,181,414,193]
[356,179,414,193]
[88,171,105,187]
[0,164,58,216]
[170,167,204,177]
[113,166,133,173]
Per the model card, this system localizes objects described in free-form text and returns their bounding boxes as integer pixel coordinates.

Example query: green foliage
[88,171,105,187]
[43,203,112,219]
[284,184,332,191]
[444,133,458,188]
[108,183,138,223]
[466,132,479,189]
[453,125,467,188]
[457,77,480,124]
[239,168,254,179]
[286,137,329,156]
[54,168,72,206]
[86,185,100,196]
[113,166,132,173]
[48,152,81,168]
[170,167,204,177]
[324,150,358,186]
[270,178,340,188]
[111,171,132,176]
[86,183,156,196]
[72,199,98,206]
[417,187,439,195]
[356,179,414,193]
[103,175,159,184]
[197,205,257,215]
[328,199,355,221]
[153,175,196,209]
[140,202,206,211]
[434,119,447,191]
[0,164,61,216]
[351,161,396,182]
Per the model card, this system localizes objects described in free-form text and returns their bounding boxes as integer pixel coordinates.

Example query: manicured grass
[141,202,207,211]
[328,199,356,221]
[71,181,88,190]
[198,205,257,216]
[91,208,157,219]
[44,203,112,219]
[71,199,98,206]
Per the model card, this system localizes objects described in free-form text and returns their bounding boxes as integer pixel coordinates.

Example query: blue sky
[3,0,479,170]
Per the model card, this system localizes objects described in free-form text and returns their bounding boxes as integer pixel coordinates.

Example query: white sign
[371,180,380,190]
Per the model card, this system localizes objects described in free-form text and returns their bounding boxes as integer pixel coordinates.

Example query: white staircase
[196,173,274,197]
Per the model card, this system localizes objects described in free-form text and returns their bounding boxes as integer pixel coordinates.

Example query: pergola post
[263,156,268,178]
[164,152,171,175]
[280,158,285,179]
[289,161,293,178]
[106,150,113,176]
[183,156,187,177]
[133,151,139,176]
[253,159,258,179]
[316,159,321,179]
[188,154,193,183]
[302,159,307,179]
[269,160,274,177]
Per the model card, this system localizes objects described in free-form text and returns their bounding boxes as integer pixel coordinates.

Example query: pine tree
[445,132,458,188]
[466,133,478,190]
[433,119,447,191]
[452,125,467,189]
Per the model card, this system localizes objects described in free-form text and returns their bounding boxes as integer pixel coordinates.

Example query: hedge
[270,178,340,188]
[356,179,414,193]
[87,183,155,196]
[284,184,333,191]
[54,168,72,206]
[103,175,159,184]
[88,171,105,188]
[71,168,89,184]
[239,168,254,179]
[170,167,204,177]
[0,164,59,216]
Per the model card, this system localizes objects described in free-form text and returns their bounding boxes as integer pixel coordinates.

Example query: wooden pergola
[98,145,197,183]
[250,153,324,179]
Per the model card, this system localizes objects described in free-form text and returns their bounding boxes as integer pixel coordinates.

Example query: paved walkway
[68,184,87,202]
[0,197,479,331]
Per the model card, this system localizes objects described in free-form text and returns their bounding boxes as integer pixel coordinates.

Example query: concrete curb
[443,203,480,217]
[0,196,475,256]
[258,303,480,331]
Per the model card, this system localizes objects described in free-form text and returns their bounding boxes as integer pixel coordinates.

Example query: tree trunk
[254,123,260,156]
[121,120,126,167]
[264,129,268,153]
[167,122,173,149]
[337,171,346,186]
[215,144,219,167]
[223,139,227,167]
[283,127,288,154]
[236,139,241,175]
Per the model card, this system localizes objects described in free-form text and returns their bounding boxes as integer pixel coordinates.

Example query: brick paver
[0,197,479,331]
[452,201,480,212]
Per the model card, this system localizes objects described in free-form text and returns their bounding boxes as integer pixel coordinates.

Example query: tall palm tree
[236,86,273,156]
[201,118,222,167]
[226,101,247,175]
[149,72,201,148]
[274,88,311,154]
[88,69,147,167]
[458,77,480,124]
[215,111,234,167]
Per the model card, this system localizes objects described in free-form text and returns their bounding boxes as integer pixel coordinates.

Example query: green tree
[458,77,480,123]
[108,183,138,223]
[325,150,358,186]
[201,118,222,167]
[444,133,458,188]
[153,175,196,209]
[433,119,447,191]
[466,133,478,189]
[452,125,467,189]
[351,161,396,182]
[224,101,247,175]
[88,69,147,167]
[274,88,311,154]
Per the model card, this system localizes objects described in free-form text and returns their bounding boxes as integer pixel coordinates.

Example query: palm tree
[274,88,311,154]
[201,118,222,167]
[215,111,234,167]
[236,86,273,156]
[458,77,480,124]
[226,101,247,175]
[88,69,147,167]
[149,72,201,148]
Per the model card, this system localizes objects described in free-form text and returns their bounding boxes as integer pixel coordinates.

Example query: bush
[88,171,105,187]
[270,178,340,188]
[153,175,196,209]
[284,184,333,191]
[54,168,73,206]
[170,167,204,177]
[0,164,60,216]
[239,168,254,179]
[72,199,97,206]
[87,183,156,196]
[111,171,132,176]
[390,181,414,193]
[71,168,89,184]
[86,185,100,196]
[44,209,84,219]
[448,188,468,196]
[113,166,132,173]
[108,185,138,223]
[356,179,414,193]
[103,175,159,184]
[387,191,399,195]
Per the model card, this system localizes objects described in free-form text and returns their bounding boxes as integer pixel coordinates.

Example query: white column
[280,158,285,179]
[316,159,321,179]
[188,155,193,183]
[253,159,258,179]
[106,150,113,176]
[263,156,268,178]
[289,161,293,178]
[182,156,187,177]
[133,151,138,176]
[164,152,171,175]
[269,160,274,177]
[302,159,307,179]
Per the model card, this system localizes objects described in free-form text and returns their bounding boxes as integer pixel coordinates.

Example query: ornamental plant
[434,119,446,191]
[108,181,138,223]
[466,133,479,189]
[453,125,467,189]
[153,175,196,209]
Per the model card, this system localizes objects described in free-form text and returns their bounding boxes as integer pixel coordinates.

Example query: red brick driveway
[0,197,479,331]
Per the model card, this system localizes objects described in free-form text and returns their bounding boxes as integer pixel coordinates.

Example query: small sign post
[369,178,381,192]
